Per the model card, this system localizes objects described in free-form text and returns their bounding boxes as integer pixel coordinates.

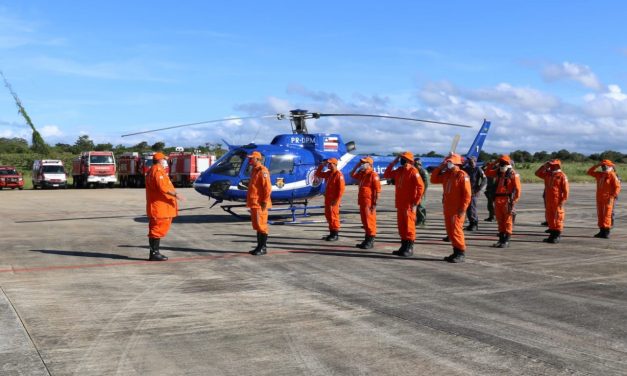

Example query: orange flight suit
[535,167,569,231]
[384,163,425,241]
[485,168,521,235]
[351,167,381,236]
[316,165,346,231]
[587,166,621,229]
[247,164,272,234]
[430,166,472,251]
[146,163,178,238]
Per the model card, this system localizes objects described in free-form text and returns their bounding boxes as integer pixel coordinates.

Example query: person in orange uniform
[484,155,521,248]
[535,159,569,243]
[350,156,381,249]
[587,160,621,239]
[383,151,425,257]
[246,151,273,255]
[315,157,346,241]
[145,152,183,261]
[430,153,472,263]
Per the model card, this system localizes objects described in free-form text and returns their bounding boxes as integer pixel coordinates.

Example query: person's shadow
[30,249,146,261]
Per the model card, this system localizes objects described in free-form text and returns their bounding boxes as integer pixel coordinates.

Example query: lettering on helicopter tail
[306,167,322,187]
[276,177,285,189]
[323,136,339,151]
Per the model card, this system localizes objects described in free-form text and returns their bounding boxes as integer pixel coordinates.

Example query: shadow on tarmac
[30,249,146,261]
[118,244,245,255]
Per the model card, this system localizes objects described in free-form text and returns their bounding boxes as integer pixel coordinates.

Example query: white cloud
[40,125,63,137]
[542,61,603,90]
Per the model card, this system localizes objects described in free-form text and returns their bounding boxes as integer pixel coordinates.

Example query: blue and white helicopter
[123,110,491,220]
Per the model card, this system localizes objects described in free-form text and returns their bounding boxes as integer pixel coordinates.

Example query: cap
[548,159,561,166]
[498,154,511,164]
[327,158,338,165]
[445,153,463,165]
[152,152,167,161]
[400,151,414,162]
[247,151,262,159]
[600,159,615,167]
[360,156,373,165]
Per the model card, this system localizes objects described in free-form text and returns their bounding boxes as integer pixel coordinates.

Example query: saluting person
[383,151,425,257]
[315,158,345,241]
[535,159,569,243]
[350,156,381,249]
[587,160,621,239]
[430,153,472,263]
[247,151,272,255]
[484,155,521,248]
[145,152,183,261]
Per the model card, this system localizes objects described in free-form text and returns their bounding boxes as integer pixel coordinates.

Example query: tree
[151,141,165,151]
[425,150,444,157]
[510,150,532,163]
[73,135,95,153]
[0,137,30,153]
[532,151,549,162]
[133,141,149,151]
[95,143,113,151]
[1,71,49,154]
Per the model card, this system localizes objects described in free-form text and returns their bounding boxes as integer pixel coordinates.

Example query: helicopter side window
[269,155,295,175]
[209,151,248,176]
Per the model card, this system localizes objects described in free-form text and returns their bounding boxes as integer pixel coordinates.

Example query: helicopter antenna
[121,114,278,137]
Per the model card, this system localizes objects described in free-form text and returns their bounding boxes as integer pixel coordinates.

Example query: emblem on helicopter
[276,177,285,189]
[307,167,322,188]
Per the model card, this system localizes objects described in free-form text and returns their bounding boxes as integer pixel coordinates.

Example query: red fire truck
[72,151,117,188]
[168,151,214,187]
[117,152,161,187]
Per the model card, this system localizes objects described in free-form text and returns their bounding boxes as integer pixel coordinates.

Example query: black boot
[541,221,548,226]
[400,241,414,257]
[444,248,466,263]
[393,240,407,255]
[324,231,339,241]
[543,230,556,243]
[251,233,268,256]
[442,235,450,242]
[148,238,168,261]
[596,228,610,239]
[493,233,506,248]
[498,233,510,248]
[465,221,478,232]
[357,236,374,249]
[594,228,610,238]
[250,232,262,254]
[484,216,495,222]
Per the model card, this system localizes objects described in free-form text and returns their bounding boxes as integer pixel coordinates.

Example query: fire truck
[117,152,159,187]
[168,150,214,187]
[72,151,117,188]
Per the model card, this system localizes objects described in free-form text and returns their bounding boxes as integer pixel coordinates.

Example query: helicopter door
[268,155,296,190]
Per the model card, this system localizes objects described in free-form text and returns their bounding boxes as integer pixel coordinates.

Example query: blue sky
[1,1,626,154]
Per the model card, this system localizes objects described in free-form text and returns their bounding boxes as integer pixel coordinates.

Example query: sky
[1,0,626,155]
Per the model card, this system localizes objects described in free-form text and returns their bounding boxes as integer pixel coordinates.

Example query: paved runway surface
[0,184,625,376]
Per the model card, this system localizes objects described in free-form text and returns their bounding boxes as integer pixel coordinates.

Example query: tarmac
[0,183,625,376]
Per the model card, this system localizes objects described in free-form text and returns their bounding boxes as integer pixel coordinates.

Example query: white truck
[32,159,68,189]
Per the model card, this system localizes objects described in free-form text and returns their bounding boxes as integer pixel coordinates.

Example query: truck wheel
[107,182,114,188]
[18,187,23,190]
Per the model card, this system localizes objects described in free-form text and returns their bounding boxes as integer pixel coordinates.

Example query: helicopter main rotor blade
[121,114,280,137]
[316,113,473,128]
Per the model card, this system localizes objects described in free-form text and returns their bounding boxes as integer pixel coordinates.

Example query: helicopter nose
[208,180,231,199]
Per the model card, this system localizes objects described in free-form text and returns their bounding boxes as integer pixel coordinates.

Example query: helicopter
[122,109,491,221]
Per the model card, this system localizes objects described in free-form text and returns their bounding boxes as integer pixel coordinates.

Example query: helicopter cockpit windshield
[208,150,248,177]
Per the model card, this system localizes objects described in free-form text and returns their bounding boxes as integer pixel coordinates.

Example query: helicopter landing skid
[220,201,325,225]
